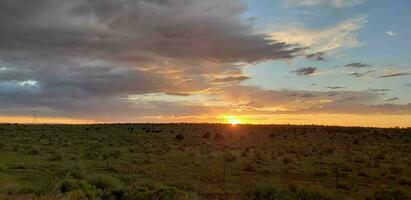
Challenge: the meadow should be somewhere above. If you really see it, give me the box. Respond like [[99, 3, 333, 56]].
[[0, 123, 410, 200]]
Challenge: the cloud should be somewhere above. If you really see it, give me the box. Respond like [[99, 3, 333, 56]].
[[291, 67, 317, 76], [406, 84, 411, 87], [385, 97, 399, 102], [378, 72, 410, 78], [268, 17, 366, 55], [348, 72, 363, 77], [212, 75, 250, 83], [218, 85, 411, 115], [305, 52, 326, 61], [0, 0, 305, 120], [386, 31, 397, 36], [326, 86, 345, 90], [0, 0, 409, 123], [345, 62, 370, 68], [284, 0, 366, 8], [370, 89, 390, 92]]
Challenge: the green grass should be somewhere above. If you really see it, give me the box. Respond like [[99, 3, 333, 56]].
[[0, 124, 410, 199]]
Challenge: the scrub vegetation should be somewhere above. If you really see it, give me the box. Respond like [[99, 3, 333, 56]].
[[0, 124, 410, 200]]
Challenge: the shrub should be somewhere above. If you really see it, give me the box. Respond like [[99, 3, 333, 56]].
[[358, 171, 369, 177], [214, 133, 224, 141], [244, 163, 256, 172], [249, 183, 337, 200], [399, 178, 411, 186], [59, 178, 79, 193], [294, 187, 336, 200], [202, 132, 211, 138], [175, 134, 184, 140], [250, 183, 291, 200], [58, 163, 87, 179], [0, 163, 7, 173], [89, 174, 124, 199], [130, 186, 198, 200], [314, 171, 328, 177], [282, 158, 293, 165], [49, 150, 64, 161], [58, 178, 101, 199], [27, 147, 40, 155], [366, 188, 411, 200]]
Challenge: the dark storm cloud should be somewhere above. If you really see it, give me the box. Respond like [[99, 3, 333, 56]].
[[291, 67, 316, 76], [0, 0, 301, 63], [305, 52, 325, 61], [345, 62, 370, 68], [213, 75, 250, 83], [0, 0, 303, 119], [406, 84, 411, 87], [378, 72, 410, 78]]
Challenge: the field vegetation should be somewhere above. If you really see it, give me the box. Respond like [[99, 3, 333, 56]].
[[0, 124, 410, 200]]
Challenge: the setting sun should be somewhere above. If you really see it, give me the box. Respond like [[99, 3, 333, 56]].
[[225, 116, 242, 125]]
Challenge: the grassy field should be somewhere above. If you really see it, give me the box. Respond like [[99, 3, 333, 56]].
[[0, 124, 410, 200]]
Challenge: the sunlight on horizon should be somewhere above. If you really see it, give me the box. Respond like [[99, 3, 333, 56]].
[[224, 116, 243, 125]]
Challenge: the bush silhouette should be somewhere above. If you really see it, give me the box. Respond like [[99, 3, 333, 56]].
[[175, 134, 184, 140]]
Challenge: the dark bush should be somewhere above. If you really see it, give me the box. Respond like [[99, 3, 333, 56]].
[[202, 132, 211, 138], [282, 158, 293, 165], [244, 163, 256, 172], [59, 178, 79, 193], [49, 150, 64, 161], [399, 178, 411, 186], [58, 178, 101, 199], [175, 134, 184, 140]]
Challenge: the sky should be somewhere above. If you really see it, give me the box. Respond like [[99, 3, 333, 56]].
[[0, 0, 410, 127]]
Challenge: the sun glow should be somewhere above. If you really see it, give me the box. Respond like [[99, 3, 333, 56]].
[[225, 116, 242, 125]]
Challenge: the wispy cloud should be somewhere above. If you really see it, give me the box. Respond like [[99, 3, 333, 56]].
[[386, 31, 397, 36], [370, 89, 391, 92], [212, 75, 250, 83], [385, 97, 399, 102], [284, 0, 367, 8], [378, 72, 410, 78], [291, 67, 317, 76], [268, 17, 366, 55], [305, 52, 326, 61], [326, 86, 345, 90], [348, 72, 364, 77], [345, 62, 370, 68]]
